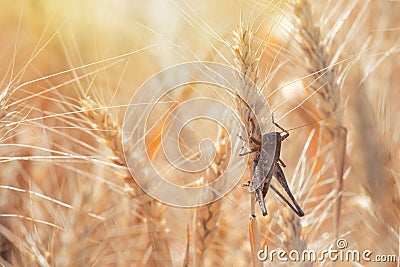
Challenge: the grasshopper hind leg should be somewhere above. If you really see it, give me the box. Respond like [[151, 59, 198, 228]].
[[273, 164, 305, 217]]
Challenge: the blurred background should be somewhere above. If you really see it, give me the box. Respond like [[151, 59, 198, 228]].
[[0, 0, 399, 266]]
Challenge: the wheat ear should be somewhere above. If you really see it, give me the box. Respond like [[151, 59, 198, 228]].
[[191, 126, 231, 266], [232, 23, 265, 265], [79, 96, 172, 266], [293, 0, 347, 237]]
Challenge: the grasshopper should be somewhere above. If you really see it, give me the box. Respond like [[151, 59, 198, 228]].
[[240, 116, 304, 217]]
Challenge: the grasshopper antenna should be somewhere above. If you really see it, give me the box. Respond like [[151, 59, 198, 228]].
[[283, 110, 344, 132]]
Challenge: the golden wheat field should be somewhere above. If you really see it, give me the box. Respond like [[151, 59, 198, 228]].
[[0, 0, 399, 266]]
